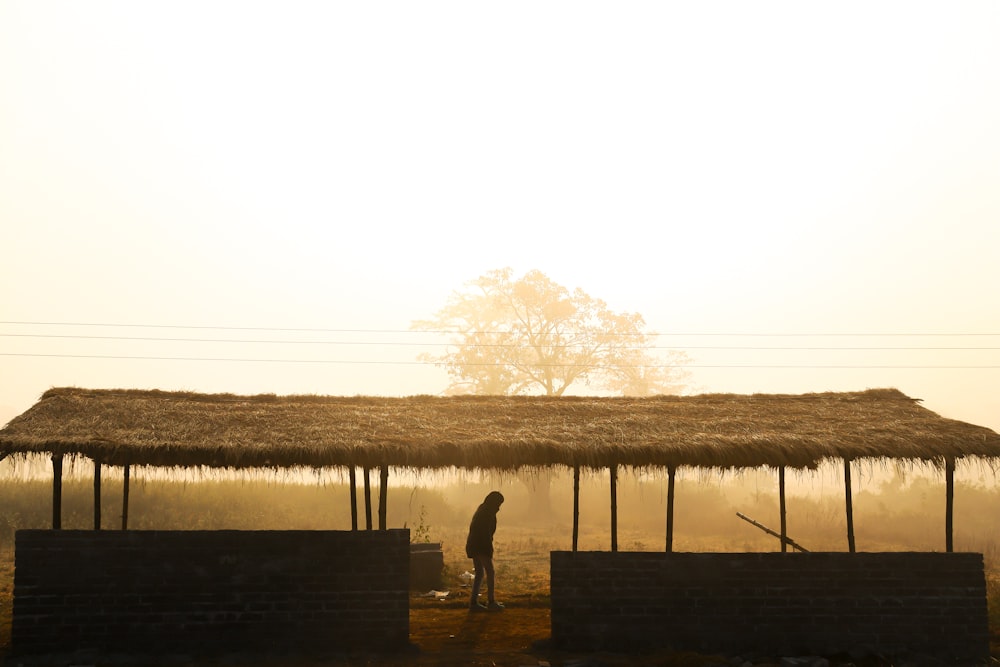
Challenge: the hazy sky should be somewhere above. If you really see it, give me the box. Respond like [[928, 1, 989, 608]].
[[2, 2, 998, 432]]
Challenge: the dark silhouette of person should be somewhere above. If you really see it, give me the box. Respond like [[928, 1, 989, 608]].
[[465, 490, 505, 612]]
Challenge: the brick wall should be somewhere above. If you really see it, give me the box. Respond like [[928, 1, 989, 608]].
[[13, 529, 410, 657], [551, 551, 988, 662]]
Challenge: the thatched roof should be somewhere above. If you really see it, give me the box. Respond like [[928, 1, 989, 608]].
[[1, 387, 999, 471]]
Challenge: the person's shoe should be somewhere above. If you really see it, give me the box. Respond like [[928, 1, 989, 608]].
[[469, 602, 488, 612], [487, 601, 505, 612]]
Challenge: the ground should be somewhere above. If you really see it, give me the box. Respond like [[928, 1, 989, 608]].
[[404, 595, 734, 667], [0, 587, 992, 666]]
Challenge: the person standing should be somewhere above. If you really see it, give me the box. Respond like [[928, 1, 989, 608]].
[[465, 490, 505, 612]]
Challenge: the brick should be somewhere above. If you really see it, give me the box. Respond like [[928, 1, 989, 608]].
[[12, 529, 410, 657], [550, 551, 988, 662]]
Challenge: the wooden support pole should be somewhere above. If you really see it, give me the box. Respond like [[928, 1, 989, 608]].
[[349, 467, 358, 531], [844, 458, 856, 553], [572, 465, 580, 552], [364, 467, 373, 530], [378, 464, 389, 531], [946, 456, 955, 553], [121, 464, 130, 531], [93, 460, 102, 531], [52, 453, 63, 530], [610, 463, 618, 552], [666, 466, 676, 553], [779, 466, 787, 553]]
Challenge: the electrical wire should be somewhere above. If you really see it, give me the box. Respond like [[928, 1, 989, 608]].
[[1, 353, 998, 370], [2, 321, 998, 368], [1, 334, 999, 351], [2, 321, 999, 337]]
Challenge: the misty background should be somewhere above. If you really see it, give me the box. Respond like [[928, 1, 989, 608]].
[[2, 3, 998, 433]]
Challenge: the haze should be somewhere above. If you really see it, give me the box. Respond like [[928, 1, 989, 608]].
[[1, 2, 998, 434]]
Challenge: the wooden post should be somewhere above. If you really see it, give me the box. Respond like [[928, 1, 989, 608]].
[[364, 467, 373, 530], [121, 463, 130, 531], [378, 465, 389, 531], [666, 466, 676, 553], [572, 465, 580, 552], [946, 456, 955, 553], [779, 466, 787, 553], [349, 467, 358, 531], [610, 463, 618, 552], [52, 453, 63, 530], [844, 458, 856, 553], [93, 460, 102, 530]]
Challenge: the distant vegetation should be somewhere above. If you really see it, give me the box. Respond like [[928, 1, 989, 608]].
[[412, 267, 690, 397]]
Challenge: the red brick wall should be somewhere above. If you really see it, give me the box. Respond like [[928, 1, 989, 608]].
[[551, 551, 988, 662], [13, 529, 410, 658]]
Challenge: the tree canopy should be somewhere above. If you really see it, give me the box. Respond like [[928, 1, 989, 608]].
[[412, 268, 690, 397]]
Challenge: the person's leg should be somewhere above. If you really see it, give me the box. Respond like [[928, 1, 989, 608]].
[[484, 556, 504, 610], [483, 556, 496, 603], [470, 555, 485, 608]]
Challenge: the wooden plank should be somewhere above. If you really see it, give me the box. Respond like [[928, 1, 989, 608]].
[[51, 453, 63, 530], [610, 463, 618, 552], [93, 460, 102, 530], [779, 466, 787, 553], [349, 467, 358, 531], [121, 463, 130, 531], [736, 511, 809, 552], [666, 466, 676, 553], [572, 465, 580, 552], [845, 458, 856, 552], [378, 465, 388, 530], [364, 467, 373, 530], [946, 456, 955, 552]]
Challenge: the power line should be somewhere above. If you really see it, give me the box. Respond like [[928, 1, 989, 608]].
[[2, 321, 999, 337], [3, 321, 997, 368], [2, 333, 999, 352], [0, 353, 424, 364], [1, 334, 449, 346], [1, 353, 998, 369], [0, 321, 421, 334]]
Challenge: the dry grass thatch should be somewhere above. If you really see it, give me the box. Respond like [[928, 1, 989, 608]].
[[1, 387, 999, 472]]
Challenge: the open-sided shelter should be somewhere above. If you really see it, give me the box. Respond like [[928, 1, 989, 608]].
[[4, 386, 1000, 661], [2, 385, 1000, 548]]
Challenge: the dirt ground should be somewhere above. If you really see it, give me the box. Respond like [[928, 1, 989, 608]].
[[0, 595, 723, 667], [404, 597, 727, 667], [0, 594, 988, 667], [407, 603, 551, 666]]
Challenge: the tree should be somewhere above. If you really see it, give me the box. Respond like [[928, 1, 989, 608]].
[[412, 268, 690, 398], [412, 268, 692, 519]]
